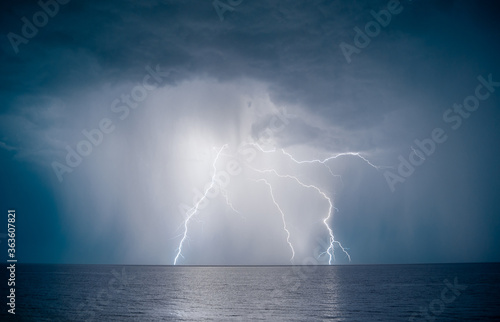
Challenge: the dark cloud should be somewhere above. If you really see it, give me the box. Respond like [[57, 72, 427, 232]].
[[0, 0, 499, 264]]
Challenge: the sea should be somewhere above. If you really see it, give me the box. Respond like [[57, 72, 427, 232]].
[[1, 263, 499, 321]]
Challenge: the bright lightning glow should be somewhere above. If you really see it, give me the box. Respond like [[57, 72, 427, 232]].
[[256, 178, 295, 263], [173, 144, 228, 265]]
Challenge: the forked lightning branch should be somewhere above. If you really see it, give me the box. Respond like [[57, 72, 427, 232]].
[[173, 110, 385, 265]]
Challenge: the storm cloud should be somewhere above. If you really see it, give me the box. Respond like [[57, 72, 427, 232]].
[[1, 0, 499, 264]]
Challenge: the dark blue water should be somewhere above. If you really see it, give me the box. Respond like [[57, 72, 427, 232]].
[[1, 263, 499, 321]]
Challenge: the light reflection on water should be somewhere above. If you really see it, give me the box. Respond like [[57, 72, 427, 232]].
[[7, 263, 500, 321]]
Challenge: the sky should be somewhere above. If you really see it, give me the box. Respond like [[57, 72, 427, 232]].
[[0, 0, 499, 265]]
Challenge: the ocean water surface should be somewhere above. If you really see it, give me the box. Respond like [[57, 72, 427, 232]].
[[2, 263, 499, 321]]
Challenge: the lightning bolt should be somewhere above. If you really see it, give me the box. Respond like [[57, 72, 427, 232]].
[[256, 178, 295, 263], [173, 144, 228, 265], [247, 142, 355, 263], [251, 142, 277, 153], [250, 166, 351, 264], [276, 148, 390, 263], [220, 188, 244, 219], [174, 141, 383, 264], [411, 146, 426, 161], [281, 149, 389, 175]]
